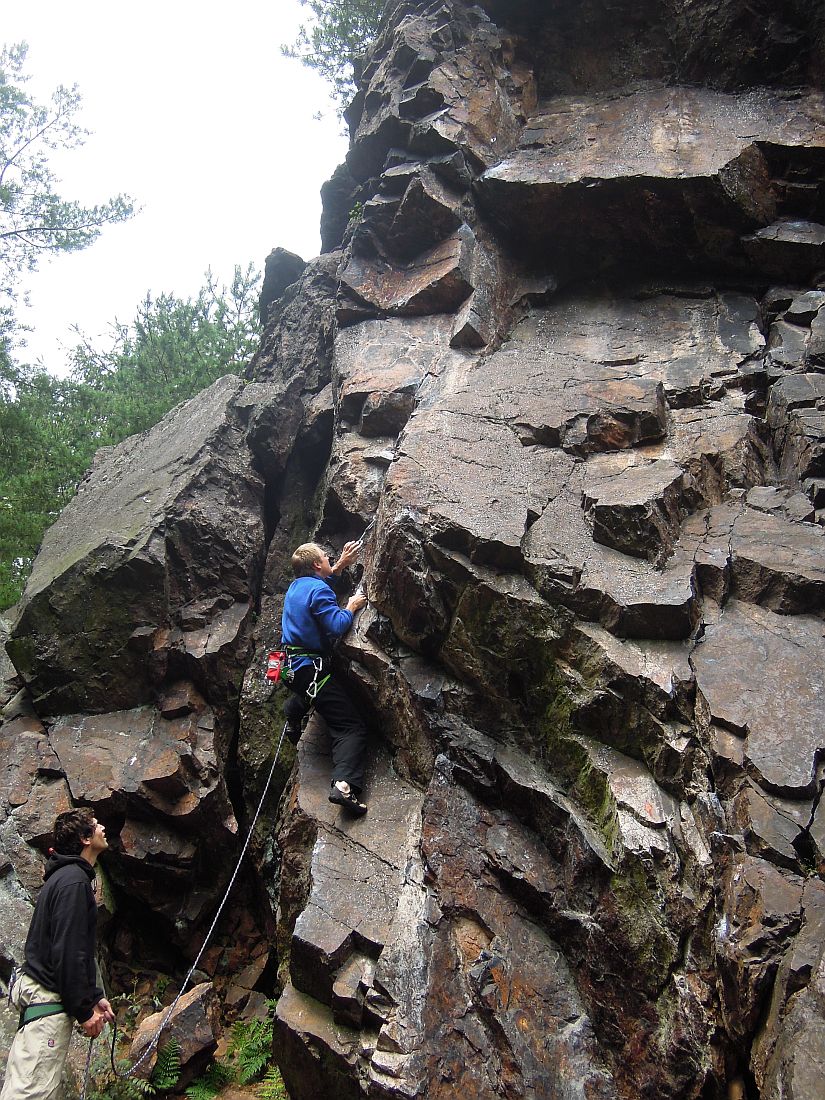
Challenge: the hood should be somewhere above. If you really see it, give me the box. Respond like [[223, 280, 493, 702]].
[[43, 852, 95, 882]]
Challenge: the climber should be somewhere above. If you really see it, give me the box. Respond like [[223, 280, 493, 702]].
[[281, 540, 369, 814], [2, 808, 115, 1100]]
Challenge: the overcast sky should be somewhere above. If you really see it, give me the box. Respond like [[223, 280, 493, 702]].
[[3, 1, 350, 374]]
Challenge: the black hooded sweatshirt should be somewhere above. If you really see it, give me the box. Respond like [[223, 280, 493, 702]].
[[23, 853, 104, 1023]]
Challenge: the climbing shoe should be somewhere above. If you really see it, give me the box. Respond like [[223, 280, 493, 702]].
[[328, 781, 367, 816]]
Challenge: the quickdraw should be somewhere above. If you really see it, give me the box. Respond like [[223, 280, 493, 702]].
[[277, 647, 330, 700], [306, 657, 330, 699]]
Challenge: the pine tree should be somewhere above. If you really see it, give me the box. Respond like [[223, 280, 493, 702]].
[[282, 0, 385, 109], [0, 43, 133, 338]]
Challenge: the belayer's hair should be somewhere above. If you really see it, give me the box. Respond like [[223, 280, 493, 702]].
[[53, 808, 96, 855], [292, 543, 326, 577]]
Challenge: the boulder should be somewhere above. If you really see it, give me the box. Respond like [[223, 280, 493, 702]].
[[767, 373, 825, 482], [6, 376, 265, 718], [339, 226, 475, 319], [130, 982, 220, 1086], [743, 220, 825, 281], [750, 879, 825, 1098], [582, 457, 695, 562]]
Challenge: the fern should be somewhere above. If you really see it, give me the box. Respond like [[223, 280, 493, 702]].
[[185, 1062, 234, 1100], [185, 1000, 283, 1099], [151, 1039, 181, 1092], [88, 1041, 180, 1100], [258, 1065, 289, 1100], [87, 1073, 155, 1100], [226, 1009, 275, 1085], [184, 1083, 218, 1100], [127, 1081, 156, 1098]]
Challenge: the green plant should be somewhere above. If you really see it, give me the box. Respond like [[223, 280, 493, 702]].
[[259, 1065, 289, 1100], [281, 0, 384, 109], [225, 1002, 277, 1084], [150, 1038, 181, 1092], [185, 1000, 284, 1099], [184, 1062, 234, 1100], [87, 1073, 154, 1100], [86, 1040, 181, 1100], [348, 200, 364, 221], [150, 976, 171, 1012]]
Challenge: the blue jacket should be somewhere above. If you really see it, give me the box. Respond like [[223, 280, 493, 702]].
[[281, 576, 353, 670]]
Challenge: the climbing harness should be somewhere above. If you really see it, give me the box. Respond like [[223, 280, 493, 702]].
[[6, 969, 67, 1031], [79, 721, 288, 1100], [281, 647, 330, 699], [265, 649, 328, 698], [18, 1001, 64, 1029]]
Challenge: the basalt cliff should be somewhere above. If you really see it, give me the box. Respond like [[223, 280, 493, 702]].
[[3, 1, 825, 1097]]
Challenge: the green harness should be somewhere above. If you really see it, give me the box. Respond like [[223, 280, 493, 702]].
[[18, 1001, 65, 1029], [284, 647, 331, 698]]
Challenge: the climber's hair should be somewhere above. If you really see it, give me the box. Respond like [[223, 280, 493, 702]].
[[292, 543, 326, 577], [53, 808, 96, 855]]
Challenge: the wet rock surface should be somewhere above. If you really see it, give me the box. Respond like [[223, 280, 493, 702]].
[[3, 1, 825, 1098]]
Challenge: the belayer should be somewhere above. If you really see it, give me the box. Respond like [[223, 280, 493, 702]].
[[2, 808, 115, 1100], [280, 541, 369, 814]]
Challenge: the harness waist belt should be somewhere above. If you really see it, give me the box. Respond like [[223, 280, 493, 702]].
[[18, 1001, 65, 1029]]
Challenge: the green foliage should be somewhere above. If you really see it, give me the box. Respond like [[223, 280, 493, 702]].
[[259, 1065, 289, 1100], [184, 1062, 234, 1100], [0, 38, 140, 608], [87, 1075, 155, 1100], [0, 358, 92, 607], [186, 1001, 285, 1098], [0, 265, 260, 609], [87, 1040, 180, 1100], [0, 42, 133, 323], [282, 0, 385, 108], [150, 1038, 181, 1092], [150, 976, 171, 1012], [225, 1002, 277, 1084], [68, 264, 260, 443]]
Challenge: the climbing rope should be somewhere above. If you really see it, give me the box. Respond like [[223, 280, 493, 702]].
[[81, 722, 288, 1099]]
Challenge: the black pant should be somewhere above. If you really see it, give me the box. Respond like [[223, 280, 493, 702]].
[[289, 665, 368, 792]]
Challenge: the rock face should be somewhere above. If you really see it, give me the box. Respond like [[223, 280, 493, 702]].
[[3, 1, 825, 1098], [0, 377, 265, 987]]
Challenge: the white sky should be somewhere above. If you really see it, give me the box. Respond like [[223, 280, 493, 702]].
[[3, 0, 350, 374]]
